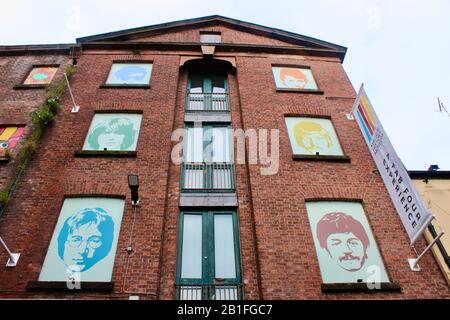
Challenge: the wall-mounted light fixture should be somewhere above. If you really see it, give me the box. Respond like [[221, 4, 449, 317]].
[[0, 236, 20, 267], [128, 175, 139, 206]]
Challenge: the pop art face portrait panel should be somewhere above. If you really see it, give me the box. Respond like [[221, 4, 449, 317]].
[[285, 117, 344, 156], [0, 126, 25, 151], [38, 197, 125, 282], [106, 63, 152, 85], [272, 67, 318, 90], [82, 113, 142, 152], [306, 201, 390, 283], [23, 66, 58, 85]]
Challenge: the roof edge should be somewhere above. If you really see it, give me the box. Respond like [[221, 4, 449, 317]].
[[0, 43, 75, 55], [75, 15, 346, 54], [408, 170, 450, 180]]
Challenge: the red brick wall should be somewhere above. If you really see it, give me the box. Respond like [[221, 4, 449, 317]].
[[234, 53, 450, 299], [0, 51, 180, 299], [0, 26, 448, 300], [130, 25, 297, 47], [0, 54, 70, 192]]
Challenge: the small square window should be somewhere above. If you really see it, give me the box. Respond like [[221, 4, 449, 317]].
[[272, 66, 318, 91], [82, 113, 143, 152], [23, 66, 58, 85], [200, 32, 221, 44], [285, 117, 343, 157], [105, 62, 152, 85]]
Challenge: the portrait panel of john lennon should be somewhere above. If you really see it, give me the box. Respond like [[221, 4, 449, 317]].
[[82, 113, 143, 152], [38, 197, 125, 282], [306, 201, 390, 284], [272, 66, 318, 90]]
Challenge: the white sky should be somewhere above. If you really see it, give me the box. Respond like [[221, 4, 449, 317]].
[[1, 0, 449, 170]]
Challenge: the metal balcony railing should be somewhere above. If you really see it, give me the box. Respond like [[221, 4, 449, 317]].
[[186, 92, 230, 111], [181, 162, 236, 192], [174, 284, 243, 300]]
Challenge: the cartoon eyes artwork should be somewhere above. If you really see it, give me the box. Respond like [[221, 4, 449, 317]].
[[272, 67, 318, 90], [83, 114, 143, 152], [284, 117, 343, 156], [23, 67, 58, 85], [0, 126, 25, 152], [106, 63, 153, 85], [306, 201, 390, 284]]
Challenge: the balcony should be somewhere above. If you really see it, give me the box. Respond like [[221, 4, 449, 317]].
[[186, 92, 230, 111], [181, 162, 236, 192], [174, 284, 243, 300]]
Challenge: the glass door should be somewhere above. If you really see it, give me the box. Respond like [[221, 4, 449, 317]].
[[176, 211, 242, 300]]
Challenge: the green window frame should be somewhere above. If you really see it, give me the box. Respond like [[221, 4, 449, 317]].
[[183, 123, 233, 163], [181, 124, 235, 192], [176, 210, 242, 286], [186, 72, 229, 111]]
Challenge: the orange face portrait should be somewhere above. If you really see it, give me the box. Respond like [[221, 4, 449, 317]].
[[279, 68, 308, 89]]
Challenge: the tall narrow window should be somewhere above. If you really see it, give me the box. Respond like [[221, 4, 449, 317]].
[[181, 214, 203, 279], [183, 125, 234, 191], [176, 211, 242, 300]]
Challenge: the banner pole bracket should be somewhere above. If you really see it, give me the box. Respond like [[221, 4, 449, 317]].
[[0, 236, 20, 267], [64, 72, 80, 113], [408, 230, 444, 271]]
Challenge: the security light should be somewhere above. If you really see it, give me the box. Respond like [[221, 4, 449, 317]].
[[128, 175, 139, 206]]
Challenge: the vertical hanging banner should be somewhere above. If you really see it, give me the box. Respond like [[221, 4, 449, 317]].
[[352, 84, 433, 244]]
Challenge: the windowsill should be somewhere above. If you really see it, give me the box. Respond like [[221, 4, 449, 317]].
[[292, 154, 351, 163], [181, 189, 236, 194], [13, 84, 48, 90], [27, 281, 114, 292], [99, 84, 150, 89], [74, 150, 137, 157], [321, 282, 401, 293], [276, 88, 324, 94]]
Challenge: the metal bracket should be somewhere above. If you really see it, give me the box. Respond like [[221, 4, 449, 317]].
[[408, 230, 444, 271], [346, 113, 354, 120], [0, 236, 20, 267], [64, 72, 80, 113], [6, 253, 20, 267], [408, 258, 421, 272]]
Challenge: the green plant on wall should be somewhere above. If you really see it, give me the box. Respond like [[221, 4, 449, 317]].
[[0, 65, 76, 208]]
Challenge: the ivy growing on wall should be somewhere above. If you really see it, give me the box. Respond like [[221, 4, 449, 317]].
[[0, 65, 76, 209]]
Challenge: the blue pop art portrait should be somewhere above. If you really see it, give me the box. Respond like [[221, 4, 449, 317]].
[[38, 197, 125, 282], [57, 207, 115, 272], [106, 63, 152, 85]]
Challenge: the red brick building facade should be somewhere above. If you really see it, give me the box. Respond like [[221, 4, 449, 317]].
[[0, 16, 448, 299]]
